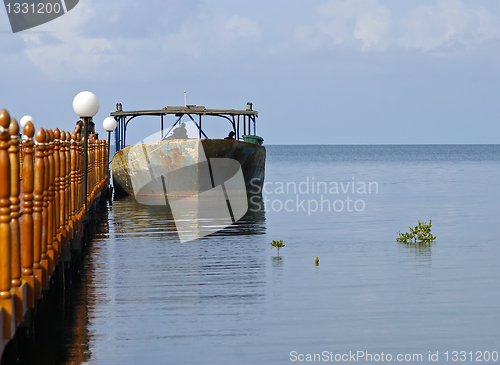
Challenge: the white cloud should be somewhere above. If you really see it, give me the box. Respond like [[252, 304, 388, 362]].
[[223, 15, 262, 42], [295, 0, 500, 54], [396, 0, 495, 51], [316, 0, 392, 50], [21, 0, 113, 76], [16, 0, 263, 80]]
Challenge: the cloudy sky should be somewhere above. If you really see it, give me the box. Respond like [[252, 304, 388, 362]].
[[1, 0, 500, 144]]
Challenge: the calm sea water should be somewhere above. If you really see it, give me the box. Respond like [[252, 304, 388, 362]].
[[72, 145, 500, 364]]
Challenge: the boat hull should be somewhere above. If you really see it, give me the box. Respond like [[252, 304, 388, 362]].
[[111, 139, 266, 199]]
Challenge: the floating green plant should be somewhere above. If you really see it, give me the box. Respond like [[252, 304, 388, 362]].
[[270, 239, 285, 257], [397, 220, 436, 244]]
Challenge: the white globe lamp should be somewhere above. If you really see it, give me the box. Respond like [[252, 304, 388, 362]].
[[20, 115, 34, 129], [103, 117, 117, 132], [72, 91, 100, 117]]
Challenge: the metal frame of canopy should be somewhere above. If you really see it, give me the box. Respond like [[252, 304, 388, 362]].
[[110, 103, 259, 152]]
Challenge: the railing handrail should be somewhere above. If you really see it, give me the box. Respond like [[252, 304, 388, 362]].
[[0, 109, 109, 351]]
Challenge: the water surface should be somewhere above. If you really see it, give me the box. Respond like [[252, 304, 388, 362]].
[[80, 145, 500, 364]]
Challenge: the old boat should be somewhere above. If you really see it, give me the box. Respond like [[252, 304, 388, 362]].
[[109, 103, 266, 201]]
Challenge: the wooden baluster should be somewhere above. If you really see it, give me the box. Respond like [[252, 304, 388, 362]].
[[99, 140, 104, 188], [93, 138, 97, 192], [40, 131, 49, 287], [92, 138, 96, 197], [19, 138, 24, 181], [59, 131, 66, 249], [33, 128, 45, 299], [98, 140, 101, 188], [0, 109, 14, 340], [104, 141, 107, 180], [105, 140, 109, 181], [100, 140, 104, 185], [65, 132, 71, 238], [53, 129, 61, 254], [91, 137, 95, 201], [46, 130, 56, 271], [70, 132, 77, 232], [20, 121, 35, 310], [96, 139, 99, 190], [97, 139, 101, 187], [87, 138, 92, 204], [104, 140, 108, 182], [78, 134, 83, 226], [8, 118, 23, 324], [74, 134, 80, 228], [74, 134, 81, 227], [93, 138, 97, 194]]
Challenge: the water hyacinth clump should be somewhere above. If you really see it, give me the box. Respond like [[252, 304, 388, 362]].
[[397, 220, 436, 244]]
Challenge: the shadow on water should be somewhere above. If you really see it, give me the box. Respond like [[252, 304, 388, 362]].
[[1, 203, 110, 365]]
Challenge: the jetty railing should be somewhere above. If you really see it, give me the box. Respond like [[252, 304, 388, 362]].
[[0, 109, 109, 354]]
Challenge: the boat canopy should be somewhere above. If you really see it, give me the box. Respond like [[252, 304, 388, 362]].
[[110, 103, 259, 152]]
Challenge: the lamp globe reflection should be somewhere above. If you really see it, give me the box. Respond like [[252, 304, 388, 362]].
[[72, 91, 99, 117], [103, 116, 117, 132]]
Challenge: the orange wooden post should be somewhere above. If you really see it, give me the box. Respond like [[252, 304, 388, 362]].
[[105, 140, 109, 182], [19, 139, 24, 181], [65, 131, 71, 238], [96, 139, 100, 190], [100, 141, 103, 184], [86, 138, 91, 205], [8, 117, 24, 324], [98, 140, 101, 187], [91, 138, 96, 195], [97, 140, 101, 186], [40, 131, 49, 287], [104, 140, 107, 182], [92, 138, 96, 196], [20, 121, 35, 309], [74, 134, 81, 227], [74, 134, 80, 228], [101, 140, 106, 184], [46, 130, 56, 272], [94, 138, 97, 194], [58, 131, 66, 248], [33, 128, 46, 299], [96, 139, 100, 189], [53, 129, 61, 250], [78, 134, 84, 226], [104, 140, 108, 182], [0, 109, 14, 340], [87, 139, 94, 206], [70, 132, 77, 231]]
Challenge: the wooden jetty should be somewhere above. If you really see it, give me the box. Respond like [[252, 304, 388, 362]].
[[0, 109, 110, 357]]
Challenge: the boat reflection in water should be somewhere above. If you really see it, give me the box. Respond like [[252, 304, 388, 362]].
[[76, 196, 268, 364], [111, 194, 266, 241]]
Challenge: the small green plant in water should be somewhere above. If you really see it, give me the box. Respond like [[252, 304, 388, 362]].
[[397, 220, 436, 244], [270, 240, 285, 257]]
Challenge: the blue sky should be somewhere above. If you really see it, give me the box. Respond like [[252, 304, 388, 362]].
[[1, 0, 500, 144]]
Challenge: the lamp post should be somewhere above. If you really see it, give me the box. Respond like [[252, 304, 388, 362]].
[[102, 116, 117, 176], [72, 91, 99, 215]]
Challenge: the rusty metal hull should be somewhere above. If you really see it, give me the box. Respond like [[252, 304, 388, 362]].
[[111, 139, 266, 199]]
